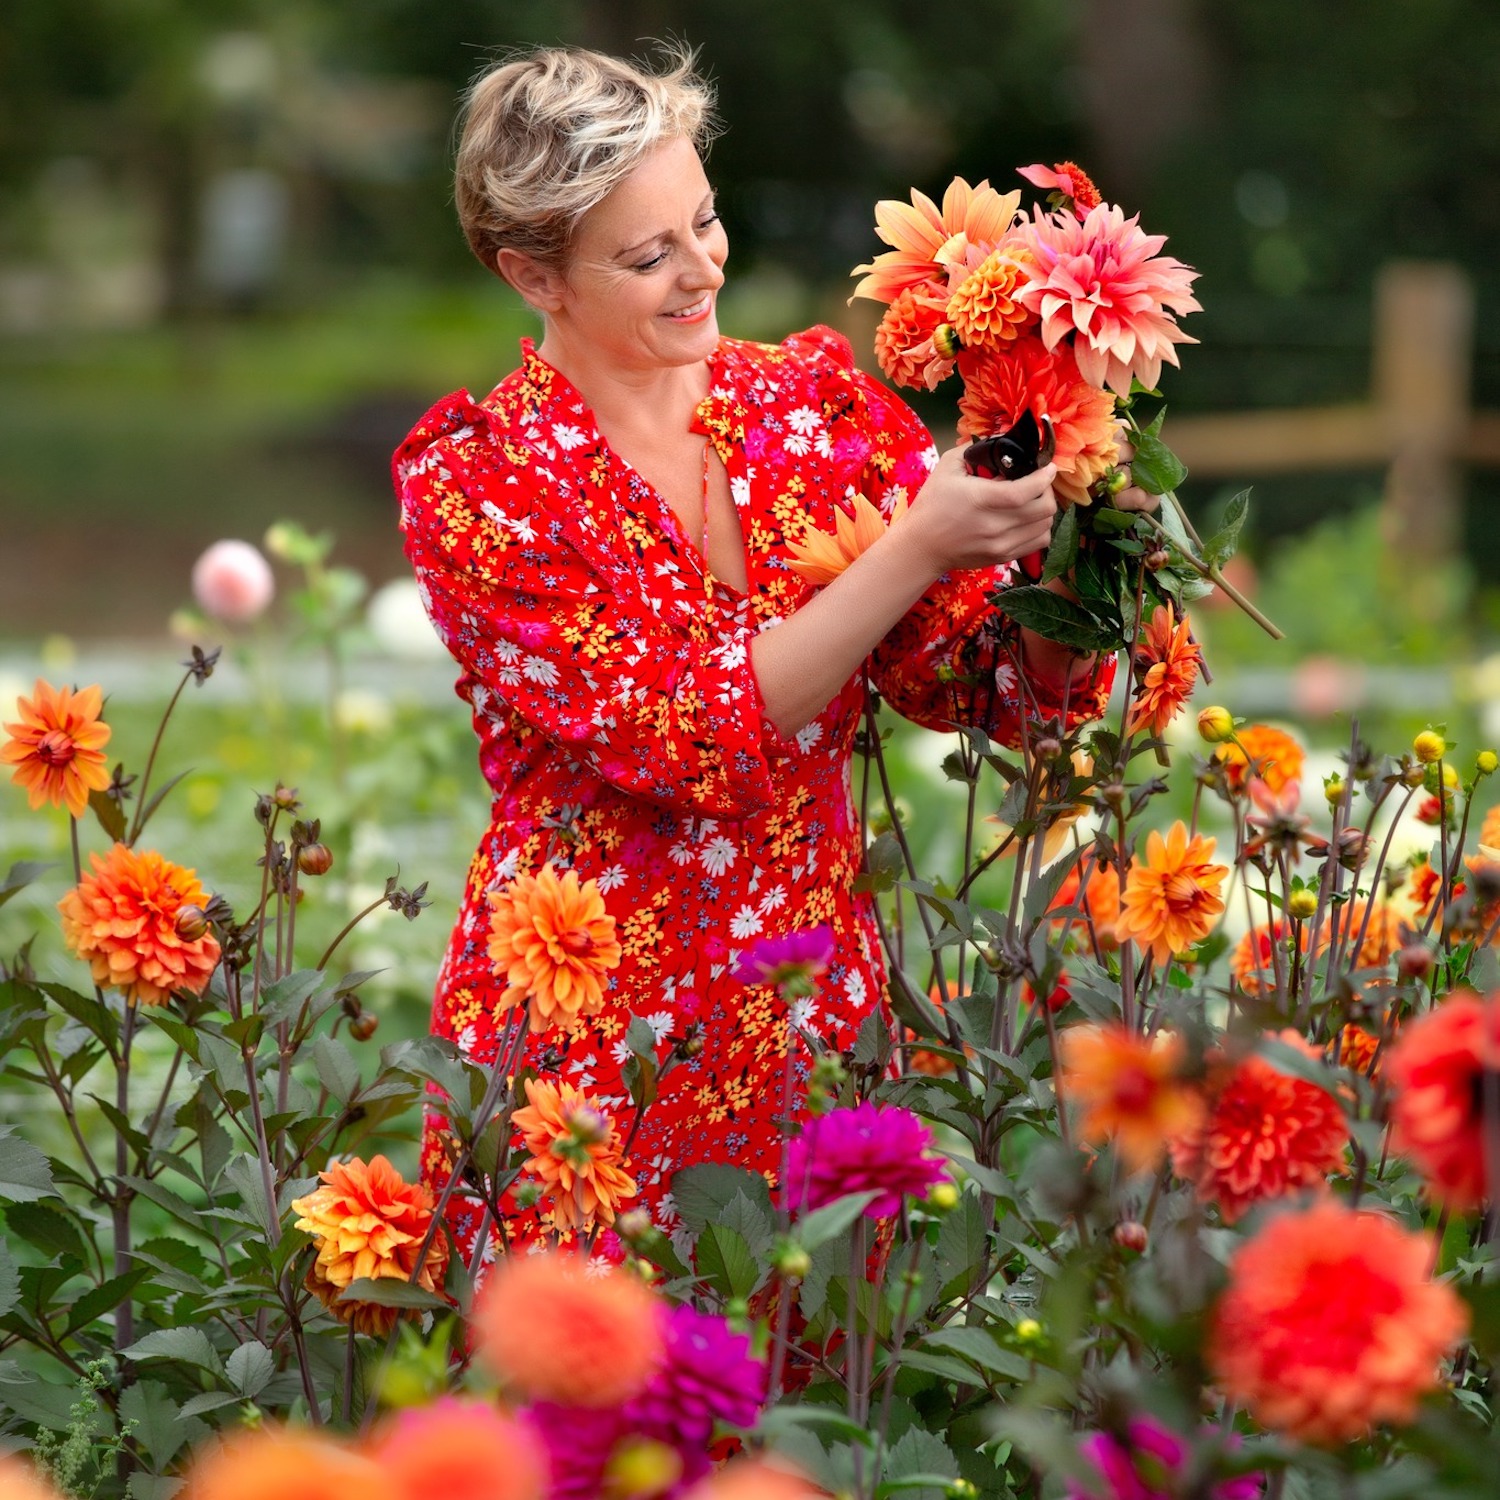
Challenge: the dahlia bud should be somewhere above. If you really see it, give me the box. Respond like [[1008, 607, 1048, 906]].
[[1323, 775, 1346, 808], [1012, 1318, 1045, 1348], [1113, 1220, 1149, 1253], [603, 1439, 682, 1500], [725, 1297, 750, 1326], [348, 1013, 379, 1042], [1104, 467, 1131, 497], [1096, 780, 1127, 811], [174, 905, 210, 941], [616, 1208, 653, 1243], [1397, 943, 1434, 980], [1478, 750, 1498, 776], [1287, 888, 1318, 921], [1034, 736, 1063, 762], [514, 1181, 543, 1211], [1144, 547, 1172, 571], [1331, 827, 1367, 871], [772, 1238, 812, 1283], [1400, 760, 1427, 788], [1196, 706, 1234, 744], [273, 784, 301, 811], [946, 1481, 979, 1500], [925, 1181, 960, 1213], [1413, 729, 1446, 764], [296, 842, 334, 877], [932, 323, 963, 360]]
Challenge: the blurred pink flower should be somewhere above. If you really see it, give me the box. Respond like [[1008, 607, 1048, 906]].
[[192, 539, 275, 623], [1017, 204, 1202, 396]]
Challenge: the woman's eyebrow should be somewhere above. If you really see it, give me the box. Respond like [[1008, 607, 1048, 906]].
[[614, 191, 717, 259]]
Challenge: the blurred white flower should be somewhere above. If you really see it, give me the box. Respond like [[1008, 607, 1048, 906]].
[[333, 687, 394, 738], [192, 539, 274, 624], [366, 578, 445, 661]]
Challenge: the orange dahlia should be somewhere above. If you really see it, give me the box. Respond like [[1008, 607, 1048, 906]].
[[1208, 1202, 1467, 1444], [945, 246, 1035, 352], [1049, 856, 1123, 951], [1339, 1022, 1389, 1077], [907, 985, 974, 1076], [1057, 1022, 1204, 1171], [367, 1398, 548, 1500], [487, 864, 622, 1033], [786, 493, 910, 588], [955, 335, 1120, 507], [0, 1456, 62, 1500], [1229, 919, 1306, 996], [873, 282, 953, 390], [1480, 803, 1500, 853], [472, 1252, 663, 1408], [1114, 822, 1228, 965], [1170, 1031, 1348, 1224], [290, 1154, 450, 1337], [183, 1427, 402, 1500], [683, 1460, 825, 1500], [851, 177, 1021, 306], [1125, 602, 1202, 738], [1019, 161, 1104, 213], [1385, 990, 1500, 1211], [2, 678, 112, 818], [512, 1076, 639, 1234], [1215, 724, 1304, 796], [1332, 895, 1404, 974], [57, 843, 221, 1006]]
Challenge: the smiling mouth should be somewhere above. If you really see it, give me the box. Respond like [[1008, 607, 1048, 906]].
[[665, 296, 712, 320]]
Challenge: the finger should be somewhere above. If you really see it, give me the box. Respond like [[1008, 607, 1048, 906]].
[[1111, 485, 1160, 513], [1116, 439, 1136, 462]]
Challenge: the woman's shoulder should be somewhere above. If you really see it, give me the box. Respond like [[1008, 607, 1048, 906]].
[[715, 323, 859, 382]]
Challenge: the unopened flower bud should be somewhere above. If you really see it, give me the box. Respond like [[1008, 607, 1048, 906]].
[[680, 1032, 704, 1058], [1013, 1317, 1044, 1347], [1413, 729, 1447, 765], [1323, 775, 1346, 808], [1034, 736, 1063, 762], [603, 1438, 682, 1500], [925, 1181, 960, 1213], [932, 323, 963, 360], [1397, 943, 1434, 980], [273, 784, 301, 811], [296, 842, 334, 877], [1113, 1220, 1149, 1253], [514, 1181, 543, 1211], [1196, 706, 1234, 744], [946, 1480, 979, 1500], [349, 1013, 379, 1042], [1400, 760, 1427, 788], [174, 904, 209, 941], [1287, 888, 1318, 921], [725, 1297, 750, 1326], [1478, 750, 1498, 776], [1096, 781, 1127, 811], [773, 1239, 812, 1283], [1105, 467, 1131, 497], [1144, 547, 1171, 571]]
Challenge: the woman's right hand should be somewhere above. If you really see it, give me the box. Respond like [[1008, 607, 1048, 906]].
[[895, 445, 1059, 579]]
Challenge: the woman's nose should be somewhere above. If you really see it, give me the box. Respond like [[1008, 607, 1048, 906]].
[[684, 235, 726, 290]]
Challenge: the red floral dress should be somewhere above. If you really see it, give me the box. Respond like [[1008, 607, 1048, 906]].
[[394, 325, 1113, 1259]]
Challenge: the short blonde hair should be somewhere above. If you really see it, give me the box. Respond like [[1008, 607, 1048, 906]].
[[455, 44, 718, 276]]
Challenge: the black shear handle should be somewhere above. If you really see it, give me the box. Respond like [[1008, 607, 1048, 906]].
[[961, 411, 1057, 581]]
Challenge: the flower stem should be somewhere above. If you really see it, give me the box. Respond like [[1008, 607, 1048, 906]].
[[127, 667, 194, 845]]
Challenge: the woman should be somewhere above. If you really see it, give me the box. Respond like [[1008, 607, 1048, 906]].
[[395, 45, 1137, 1259]]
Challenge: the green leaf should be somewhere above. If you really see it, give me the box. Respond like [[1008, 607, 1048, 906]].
[[337, 1277, 449, 1313], [64, 1270, 152, 1337], [1202, 487, 1251, 569], [132, 769, 194, 841], [696, 1222, 761, 1300], [223, 1153, 277, 1237], [38, 980, 119, 1049], [177, 1392, 243, 1420], [128, 1477, 188, 1500], [121, 1379, 204, 1470], [0, 1241, 17, 1320], [1039, 503, 1080, 584], [1087, 506, 1136, 536], [124, 1326, 225, 1376], [1020, 846, 1083, 928], [720, 1188, 775, 1258], [145, 1009, 201, 1060], [0, 860, 53, 910], [1129, 420, 1188, 495], [225, 1339, 275, 1398], [0, 1360, 96, 1430], [258, 969, 329, 1026], [625, 1015, 658, 1059], [796, 1191, 880, 1250], [671, 1163, 773, 1233], [313, 1034, 361, 1104], [887, 972, 947, 1040], [0, 1126, 56, 1202], [89, 785, 127, 842], [994, 587, 1121, 653], [897, 1349, 988, 1386], [923, 1325, 1033, 1381], [4, 1198, 88, 1262], [880, 1427, 959, 1499]]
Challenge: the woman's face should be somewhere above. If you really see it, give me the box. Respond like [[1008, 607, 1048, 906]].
[[548, 136, 728, 374]]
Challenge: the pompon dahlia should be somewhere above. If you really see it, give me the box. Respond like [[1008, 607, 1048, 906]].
[[1020, 161, 1105, 214], [1065, 1417, 1261, 1500], [2, 678, 111, 818], [512, 1076, 639, 1235], [850, 177, 1021, 306], [1049, 856, 1123, 951], [1385, 990, 1500, 1211], [1170, 1031, 1349, 1224], [945, 246, 1036, 352], [786, 1102, 949, 1218], [368, 1398, 548, 1500], [183, 1427, 401, 1500], [1114, 822, 1227, 965], [1214, 724, 1304, 796], [472, 1252, 663, 1408], [955, 335, 1120, 506], [1125, 602, 1202, 737], [873, 282, 953, 390], [1016, 201, 1202, 397], [487, 864, 622, 1033], [1058, 1023, 1203, 1172], [1208, 1203, 1468, 1444], [291, 1155, 449, 1337], [786, 493, 911, 588], [58, 843, 221, 1006]]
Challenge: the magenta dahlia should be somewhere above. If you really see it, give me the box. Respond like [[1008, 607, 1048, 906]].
[[733, 925, 835, 991], [1067, 1417, 1262, 1500], [786, 1101, 950, 1218]]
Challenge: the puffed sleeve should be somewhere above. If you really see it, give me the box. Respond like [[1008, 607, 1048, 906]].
[[819, 348, 1117, 748], [395, 394, 794, 819]]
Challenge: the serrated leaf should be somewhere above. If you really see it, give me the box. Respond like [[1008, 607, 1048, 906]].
[[177, 1392, 243, 1420], [994, 587, 1121, 652], [796, 1190, 880, 1250], [923, 1325, 1032, 1381], [1039, 503, 1080, 584], [313, 1034, 361, 1104], [258, 969, 328, 1027], [696, 1222, 760, 1300], [672, 1163, 773, 1233], [64, 1270, 151, 1337], [1020, 846, 1083, 927], [121, 1378, 203, 1469], [881, 1426, 958, 1499], [336, 1277, 449, 1313], [0, 1127, 55, 1202], [223, 1153, 276, 1237], [225, 1339, 275, 1397], [0, 1360, 96, 1429], [127, 1476, 186, 1500], [624, 1015, 658, 1059], [124, 1326, 225, 1376], [1202, 487, 1251, 569], [720, 1188, 775, 1258], [0, 1241, 17, 1320], [4, 1198, 87, 1262], [38, 980, 119, 1048]]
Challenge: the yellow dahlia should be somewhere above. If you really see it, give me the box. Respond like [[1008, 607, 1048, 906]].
[[291, 1155, 450, 1337], [945, 246, 1035, 351], [786, 493, 910, 587], [487, 864, 623, 1033], [2, 678, 112, 817], [512, 1076, 639, 1234], [58, 843, 221, 1006]]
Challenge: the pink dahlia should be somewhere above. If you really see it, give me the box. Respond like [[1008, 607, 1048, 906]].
[[1017, 204, 1202, 397], [1067, 1417, 1261, 1500], [733, 925, 835, 991], [787, 1102, 949, 1218]]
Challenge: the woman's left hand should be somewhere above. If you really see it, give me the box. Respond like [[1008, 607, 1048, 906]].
[[1106, 437, 1159, 516]]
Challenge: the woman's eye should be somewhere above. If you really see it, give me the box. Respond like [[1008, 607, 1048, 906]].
[[696, 213, 720, 231], [633, 250, 668, 272]]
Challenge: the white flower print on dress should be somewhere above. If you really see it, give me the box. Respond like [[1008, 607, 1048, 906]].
[[730, 905, 765, 940], [701, 836, 737, 875]]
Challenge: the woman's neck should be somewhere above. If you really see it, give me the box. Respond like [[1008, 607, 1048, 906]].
[[536, 326, 712, 436]]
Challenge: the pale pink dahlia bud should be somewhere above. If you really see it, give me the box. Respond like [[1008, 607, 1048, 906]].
[[192, 539, 275, 624]]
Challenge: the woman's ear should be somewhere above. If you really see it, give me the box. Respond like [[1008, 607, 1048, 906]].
[[495, 248, 566, 312]]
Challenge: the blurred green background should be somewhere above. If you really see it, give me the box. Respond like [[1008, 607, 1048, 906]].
[[4, 0, 1500, 1053]]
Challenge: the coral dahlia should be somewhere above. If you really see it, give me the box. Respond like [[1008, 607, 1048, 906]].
[[1170, 1031, 1349, 1223], [1114, 822, 1227, 965], [487, 864, 622, 1033], [1208, 1203, 1467, 1444], [1385, 990, 1500, 1211], [368, 1398, 547, 1500], [786, 1101, 949, 1218], [291, 1155, 449, 1337], [512, 1076, 638, 1235], [1125, 602, 1202, 738], [1020, 161, 1105, 214], [873, 282, 953, 390], [2, 678, 112, 818], [1058, 1023, 1203, 1172], [183, 1426, 401, 1500], [58, 842, 221, 1006]]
